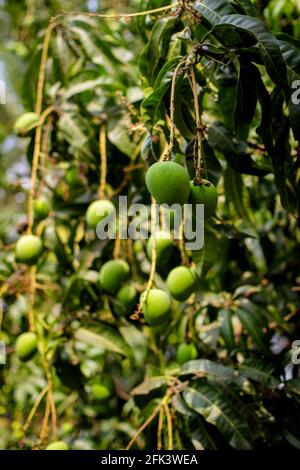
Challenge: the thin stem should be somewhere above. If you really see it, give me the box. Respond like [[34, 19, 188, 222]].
[[27, 105, 55, 234], [113, 231, 121, 259], [189, 66, 205, 183], [98, 123, 107, 199], [23, 385, 49, 432], [157, 405, 164, 450], [164, 59, 187, 160], [28, 266, 37, 332], [51, 3, 180, 24], [126, 401, 162, 450], [164, 399, 173, 450]]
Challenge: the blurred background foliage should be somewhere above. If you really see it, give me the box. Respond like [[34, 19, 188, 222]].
[[0, 0, 300, 450]]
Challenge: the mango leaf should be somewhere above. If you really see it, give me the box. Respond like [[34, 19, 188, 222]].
[[218, 308, 236, 351], [282, 428, 300, 450], [236, 304, 269, 354], [214, 15, 287, 85], [131, 376, 169, 395], [234, 61, 259, 136], [188, 416, 220, 450], [183, 381, 253, 449], [223, 166, 254, 226], [233, 0, 256, 16], [74, 324, 133, 358], [148, 16, 179, 85], [207, 122, 270, 176], [141, 59, 179, 126], [239, 358, 280, 388], [179, 359, 249, 390], [58, 113, 93, 160], [278, 37, 300, 141], [172, 394, 194, 417], [108, 118, 137, 157], [193, 0, 236, 26]]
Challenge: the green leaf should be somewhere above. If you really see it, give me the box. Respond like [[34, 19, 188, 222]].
[[193, 0, 236, 26], [218, 308, 236, 351], [131, 376, 169, 395], [240, 358, 280, 387], [183, 381, 252, 449], [207, 122, 270, 176], [179, 359, 249, 390], [214, 15, 287, 85], [236, 302, 269, 354], [234, 61, 259, 136], [148, 16, 179, 85], [108, 117, 137, 157], [74, 324, 133, 358], [188, 416, 219, 450], [141, 59, 178, 126], [277, 37, 300, 141], [223, 166, 254, 226]]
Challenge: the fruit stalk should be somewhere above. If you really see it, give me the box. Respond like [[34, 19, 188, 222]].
[[98, 123, 107, 199], [189, 66, 206, 183]]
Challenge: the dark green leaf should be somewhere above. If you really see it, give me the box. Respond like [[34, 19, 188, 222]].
[[183, 381, 252, 449]]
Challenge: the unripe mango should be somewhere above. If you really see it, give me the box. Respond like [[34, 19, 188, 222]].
[[91, 384, 111, 401], [189, 179, 218, 219], [115, 284, 138, 314], [145, 161, 190, 205], [86, 199, 115, 229], [176, 342, 198, 364], [33, 198, 50, 221], [99, 259, 130, 293], [46, 441, 69, 450], [141, 288, 171, 326], [15, 235, 43, 265], [15, 332, 37, 362], [167, 266, 198, 301]]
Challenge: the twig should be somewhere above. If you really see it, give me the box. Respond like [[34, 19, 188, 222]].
[[51, 3, 180, 24], [189, 66, 206, 183], [157, 405, 164, 450], [23, 385, 49, 432], [163, 399, 173, 450], [164, 59, 187, 160], [98, 123, 107, 199], [126, 401, 162, 450]]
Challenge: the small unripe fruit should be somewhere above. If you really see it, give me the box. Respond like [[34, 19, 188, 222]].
[[141, 289, 171, 326], [65, 167, 82, 188], [86, 199, 115, 229], [46, 441, 69, 450], [145, 161, 190, 205], [176, 343, 198, 365], [33, 198, 50, 221], [15, 235, 43, 265], [14, 112, 40, 136], [115, 284, 138, 314], [146, 230, 173, 265], [167, 266, 198, 301], [91, 384, 112, 401], [15, 332, 37, 362], [99, 259, 130, 293], [189, 179, 218, 218]]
